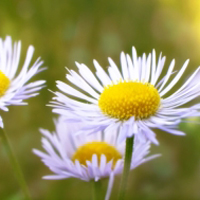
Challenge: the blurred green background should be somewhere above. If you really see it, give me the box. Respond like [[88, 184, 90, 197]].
[[1, 0, 200, 199]]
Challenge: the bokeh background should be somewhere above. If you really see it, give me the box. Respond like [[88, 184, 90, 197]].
[[1, 0, 200, 199]]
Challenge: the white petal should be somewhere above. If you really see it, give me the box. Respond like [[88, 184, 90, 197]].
[[160, 59, 189, 96], [121, 52, 129, 80]]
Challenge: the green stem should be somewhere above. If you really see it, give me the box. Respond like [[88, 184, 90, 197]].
[[92, 180, 102, 200], [0, 128, 32, 200], [118, 136, 134, 200]]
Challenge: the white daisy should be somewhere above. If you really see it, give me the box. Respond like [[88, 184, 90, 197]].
[[0, 36, 46, 127], [33, 117, 159, 200], [51, 47, 200, 144]]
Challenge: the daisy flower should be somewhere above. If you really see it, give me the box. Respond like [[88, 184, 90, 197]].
[[0, 36, 46, 127], [33, 117, 158, 199], [51, 47, 200, 145]]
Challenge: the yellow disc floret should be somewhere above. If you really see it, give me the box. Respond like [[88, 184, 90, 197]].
[[72, 141, 122, 167], [98, 81, 161, 120], [0, 70, 10, 96]]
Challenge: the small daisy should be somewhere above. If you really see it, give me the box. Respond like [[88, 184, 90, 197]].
[[33, 117, 159, 200], [0, 36, 46, 127], [51, 47, 200, 144]]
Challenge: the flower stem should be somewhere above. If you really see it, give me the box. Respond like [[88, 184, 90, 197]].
[[118, 136, 134, 200], [0, 128, 32, 200], [92, 180, 102, 200]]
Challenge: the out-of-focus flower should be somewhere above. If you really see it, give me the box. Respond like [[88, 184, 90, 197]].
[[0, 36, 46, 127], [33, 117, 158, 199]]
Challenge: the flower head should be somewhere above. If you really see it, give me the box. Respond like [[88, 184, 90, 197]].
[[51, 47, 200, 144], [0, 36, 46, 127], [33, 117, 158, 182]]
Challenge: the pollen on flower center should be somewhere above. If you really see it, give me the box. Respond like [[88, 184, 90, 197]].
[[0, 70, 10, 96], [72, 142, 122, 167], [98, 81, 161, 120]]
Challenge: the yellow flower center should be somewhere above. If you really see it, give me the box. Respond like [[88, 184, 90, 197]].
[[72, 142, 122, 167], [98, 81, 161, 120], [0, 70, 10, 96]]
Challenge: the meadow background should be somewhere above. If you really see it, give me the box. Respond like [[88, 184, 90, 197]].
[[1, 0, 200, 199]]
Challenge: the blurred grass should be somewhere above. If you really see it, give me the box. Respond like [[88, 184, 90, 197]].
[[1, 0, 200, 199]]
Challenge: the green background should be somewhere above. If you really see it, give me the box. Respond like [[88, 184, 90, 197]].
[[1, 0, 200, 199]]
